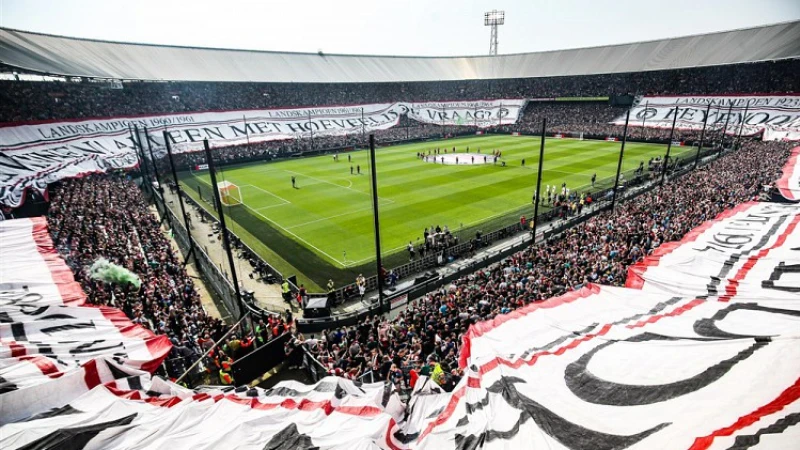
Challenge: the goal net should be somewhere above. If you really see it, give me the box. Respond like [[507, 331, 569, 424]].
[[553, 131, 584, 140], [218, 181, 243, 206]]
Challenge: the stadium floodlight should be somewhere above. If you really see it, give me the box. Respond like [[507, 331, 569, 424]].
[[484, 10, 505, 55]]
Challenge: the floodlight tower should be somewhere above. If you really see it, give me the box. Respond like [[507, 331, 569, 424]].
[[484, 10, 505, 55]]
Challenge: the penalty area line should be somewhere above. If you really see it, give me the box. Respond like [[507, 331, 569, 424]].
[[284, 169, 395, 205], [285, 205, 375, 230], [240, 184, 292, 206], [243, 204, 347, 267], [191, 173, 346, 267]]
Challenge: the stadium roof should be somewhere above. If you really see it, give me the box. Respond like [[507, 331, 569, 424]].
[[1, 21, 799, 83]]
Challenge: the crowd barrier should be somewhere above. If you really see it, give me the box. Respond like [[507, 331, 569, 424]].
[[300, 347, 329, 384], [157, 189, 244, 320], [231, 331, 292, 386]]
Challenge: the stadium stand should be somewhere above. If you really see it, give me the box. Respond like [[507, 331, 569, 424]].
[[1, 59, 799, 123], [2, 138, 797, 449], [45, 174, 294, 383]]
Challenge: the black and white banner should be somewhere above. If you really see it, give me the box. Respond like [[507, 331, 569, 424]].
[[434, 201, 800, 450], [612, 95, 800, 142], [2, 211, 800, 447], [626, 201, 800, 300], [0, 218, 171, 424], [441, 283, 800, 450], [0, 99, 526, 208], [0, 375, 404, 450]]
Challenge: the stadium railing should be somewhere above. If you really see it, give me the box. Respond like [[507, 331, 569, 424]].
[[301, 346, 330, 384], [159, 185, 288, 324], [177, 190, 285, 308], [231, 331, 293, 386], [157, 188, 244, 321]]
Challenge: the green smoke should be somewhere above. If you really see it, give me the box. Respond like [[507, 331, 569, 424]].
[[88, 258, 142, 289]]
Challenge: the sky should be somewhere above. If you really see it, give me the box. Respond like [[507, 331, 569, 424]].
[[1, 0, 799, 56]]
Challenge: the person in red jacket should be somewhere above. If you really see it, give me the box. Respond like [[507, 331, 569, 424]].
[[409, 365, 420, 389]]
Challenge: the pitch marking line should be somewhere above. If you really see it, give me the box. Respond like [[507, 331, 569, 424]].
[[283, 170, 396, 205], [255, 203, 291, 211], [285, 205, 375, 230], [239, 184, 292, 210], [243, 205, 347, 267], [190, 174, 346, 267]]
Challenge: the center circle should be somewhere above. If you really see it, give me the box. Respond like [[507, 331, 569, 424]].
[[422, 153, 497, 165]]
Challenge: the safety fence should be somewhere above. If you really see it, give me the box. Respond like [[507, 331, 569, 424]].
[[231, 331, 292, 386], [151, 133, 722, 331], [300, 347, 330, 384], [156, 188, 244, 321], [182, 190, 285, 285]]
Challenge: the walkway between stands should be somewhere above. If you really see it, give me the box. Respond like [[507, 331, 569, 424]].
[[149, 203, 222, 320], [161, 187, 286, 316]]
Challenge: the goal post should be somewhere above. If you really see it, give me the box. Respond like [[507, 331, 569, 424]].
[[217, 181, 243, 206], [553, 131, 584, 140]]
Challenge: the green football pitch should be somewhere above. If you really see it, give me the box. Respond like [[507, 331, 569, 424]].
[[179, 135, 688, 290]]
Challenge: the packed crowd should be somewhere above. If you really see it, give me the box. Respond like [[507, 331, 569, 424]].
[[8, 55, 796, 391], [512, 102, 723, 142], [151, 100, 712, 174], [1, 59, 796, 122], [300, 139, 790, 391], [155, 121, 448, 172], [45, 174, 286, 383]]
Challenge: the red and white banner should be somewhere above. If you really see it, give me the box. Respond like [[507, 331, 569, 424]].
[[613, 95, 800, 142], [605, 136, 618, 142], [0, 375, 403, 450], [439, 201, 800, 449], [554, 133, 564, 138], [777, 146, 800, 201], [0, 99, 526, 208], [4, 206, 800, 448], [626, 201, 800, 300], [448, 280, 800, 450], [0, 218, 171, 424]]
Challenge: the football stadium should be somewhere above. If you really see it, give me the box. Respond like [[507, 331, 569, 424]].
[[1, 2, 800, 448]]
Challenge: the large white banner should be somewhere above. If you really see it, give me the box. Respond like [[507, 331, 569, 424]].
[[626, 202, 800, 300], [0, 217, 172, 423], [2, 203, 800, 447], [0, 375, 403, 449], [612, 95, 800, 141], [443, 284, 800, 450], [0, 99, 526, 207]]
